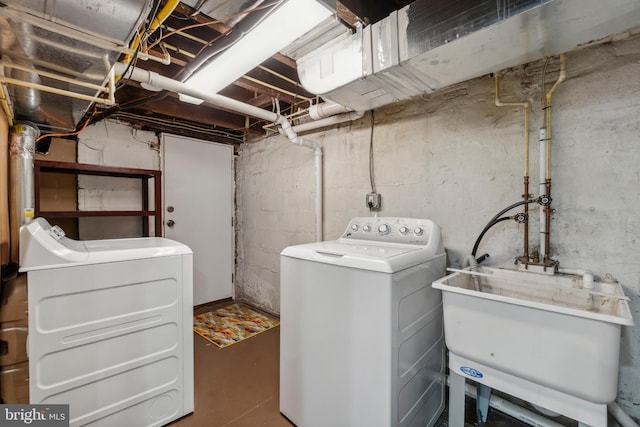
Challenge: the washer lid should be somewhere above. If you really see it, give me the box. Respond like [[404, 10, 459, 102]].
[[281, 240, 440, 273], [19, 218, 192, 271]]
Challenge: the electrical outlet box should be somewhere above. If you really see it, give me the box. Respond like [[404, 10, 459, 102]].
[[366, 193, 381, 209]]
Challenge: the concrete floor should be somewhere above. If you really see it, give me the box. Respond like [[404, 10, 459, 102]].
[[169, 301, 543, 427]]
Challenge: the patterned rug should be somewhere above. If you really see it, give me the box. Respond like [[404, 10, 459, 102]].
[[193, 303, 280, 349]]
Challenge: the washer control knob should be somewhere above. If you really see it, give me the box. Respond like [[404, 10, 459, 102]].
[[378, 224, 390, 235], [363, 225, 371, 232], [414, 227, 424, 236], [399, 226, 409, 235], [351, 224, 359, 232]]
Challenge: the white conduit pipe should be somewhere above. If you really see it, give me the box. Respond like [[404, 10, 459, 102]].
[[277, 117, 323, 241], [608, 401, 640, 427], [112, 62, 324, 242], [463, 382, 565, 427], [292, 111, 364, 134]]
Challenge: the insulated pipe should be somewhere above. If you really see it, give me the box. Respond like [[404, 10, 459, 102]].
[[292, 111, 365, 133], [543, 53, 566, 259], [9, 123, 39, 263], [495, 73, 530, 259], [308, 101, 353, 120]]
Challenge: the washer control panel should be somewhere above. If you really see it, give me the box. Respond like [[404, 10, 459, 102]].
[[340, 217, 433, 245]]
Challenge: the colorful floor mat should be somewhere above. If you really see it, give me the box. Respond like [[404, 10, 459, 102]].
[[194, 303, 280, 349]]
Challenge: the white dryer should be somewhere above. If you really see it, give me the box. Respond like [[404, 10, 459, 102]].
[[280, 217, 446, 427], [19, 218, 194, 426]]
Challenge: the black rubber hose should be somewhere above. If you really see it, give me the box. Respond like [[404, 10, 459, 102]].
[[472, 216, 512, 256], [471, 199, 537, 256]]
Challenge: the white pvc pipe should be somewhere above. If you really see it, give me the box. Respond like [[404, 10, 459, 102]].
[[114, 62, 325, 242], [293, 111, 364, 133], [113, 63, 279, 123], [308, 101, 352, 120], [539, 128, 547, 259], [464, 383, 565, 427], [277, 120, 323, 242], [608, 401, 640, 427], [557, 268, 594, 290]]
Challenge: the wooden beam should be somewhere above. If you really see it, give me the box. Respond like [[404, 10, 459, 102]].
[[336, 1, 365, 27], [173, 3, 232, 35], [246, 93, 274, 108], [233, 77, 302, 106], [272, 53, 297, 69], [116, 86, 253, 132]]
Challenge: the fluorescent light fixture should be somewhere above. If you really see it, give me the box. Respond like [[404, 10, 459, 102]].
[[179, 0, 333, 105]]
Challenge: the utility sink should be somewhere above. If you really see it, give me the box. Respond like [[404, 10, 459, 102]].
[[433, 266, 633, 405]]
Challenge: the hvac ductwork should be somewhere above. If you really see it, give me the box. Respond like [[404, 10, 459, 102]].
[[294, 0, 640, 110], [0, 0, 151, 131], [9, 122, 39, 262]]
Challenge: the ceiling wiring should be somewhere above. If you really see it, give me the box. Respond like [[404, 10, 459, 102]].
[[35, 107, 97, 142], [111, 111, 245, 143]]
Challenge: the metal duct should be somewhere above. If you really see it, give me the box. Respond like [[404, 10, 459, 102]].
[[0, 0, 151, 131], [9, 122, 39, 263], [296, 0, 640, 110]]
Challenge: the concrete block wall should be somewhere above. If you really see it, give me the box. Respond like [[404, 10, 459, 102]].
[[236, 36, 640, 417], [77, 120, 160, 239]]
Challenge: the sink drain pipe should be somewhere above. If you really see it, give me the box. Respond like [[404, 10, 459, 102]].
[[113, 62, 324, 242], [278, 117, 323, 241], [608, 401, 640, 427], [452, 377, 639, 427], [459, 381, 565, 427]]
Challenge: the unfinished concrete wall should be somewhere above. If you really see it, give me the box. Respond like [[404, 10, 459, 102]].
[[237, 36, 640, 418], [77, 120, 159, 239]]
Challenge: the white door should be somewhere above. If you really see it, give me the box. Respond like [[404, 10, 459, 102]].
[[162, 134, 233, 305]]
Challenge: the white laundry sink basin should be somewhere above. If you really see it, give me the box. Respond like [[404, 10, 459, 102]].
[[433, 266, 633, 404]]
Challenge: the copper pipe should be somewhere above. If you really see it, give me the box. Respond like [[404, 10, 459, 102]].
[[544, 179, 552, 260], [523, 176, 530, 259]]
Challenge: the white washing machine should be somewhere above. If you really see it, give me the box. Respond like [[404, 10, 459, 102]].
[[280, 217, 446, 427], [19, 218, 194, 426]]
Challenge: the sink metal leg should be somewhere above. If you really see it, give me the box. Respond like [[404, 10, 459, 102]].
[[449, 371, 466, 427], [476, 383, 492, 423]]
